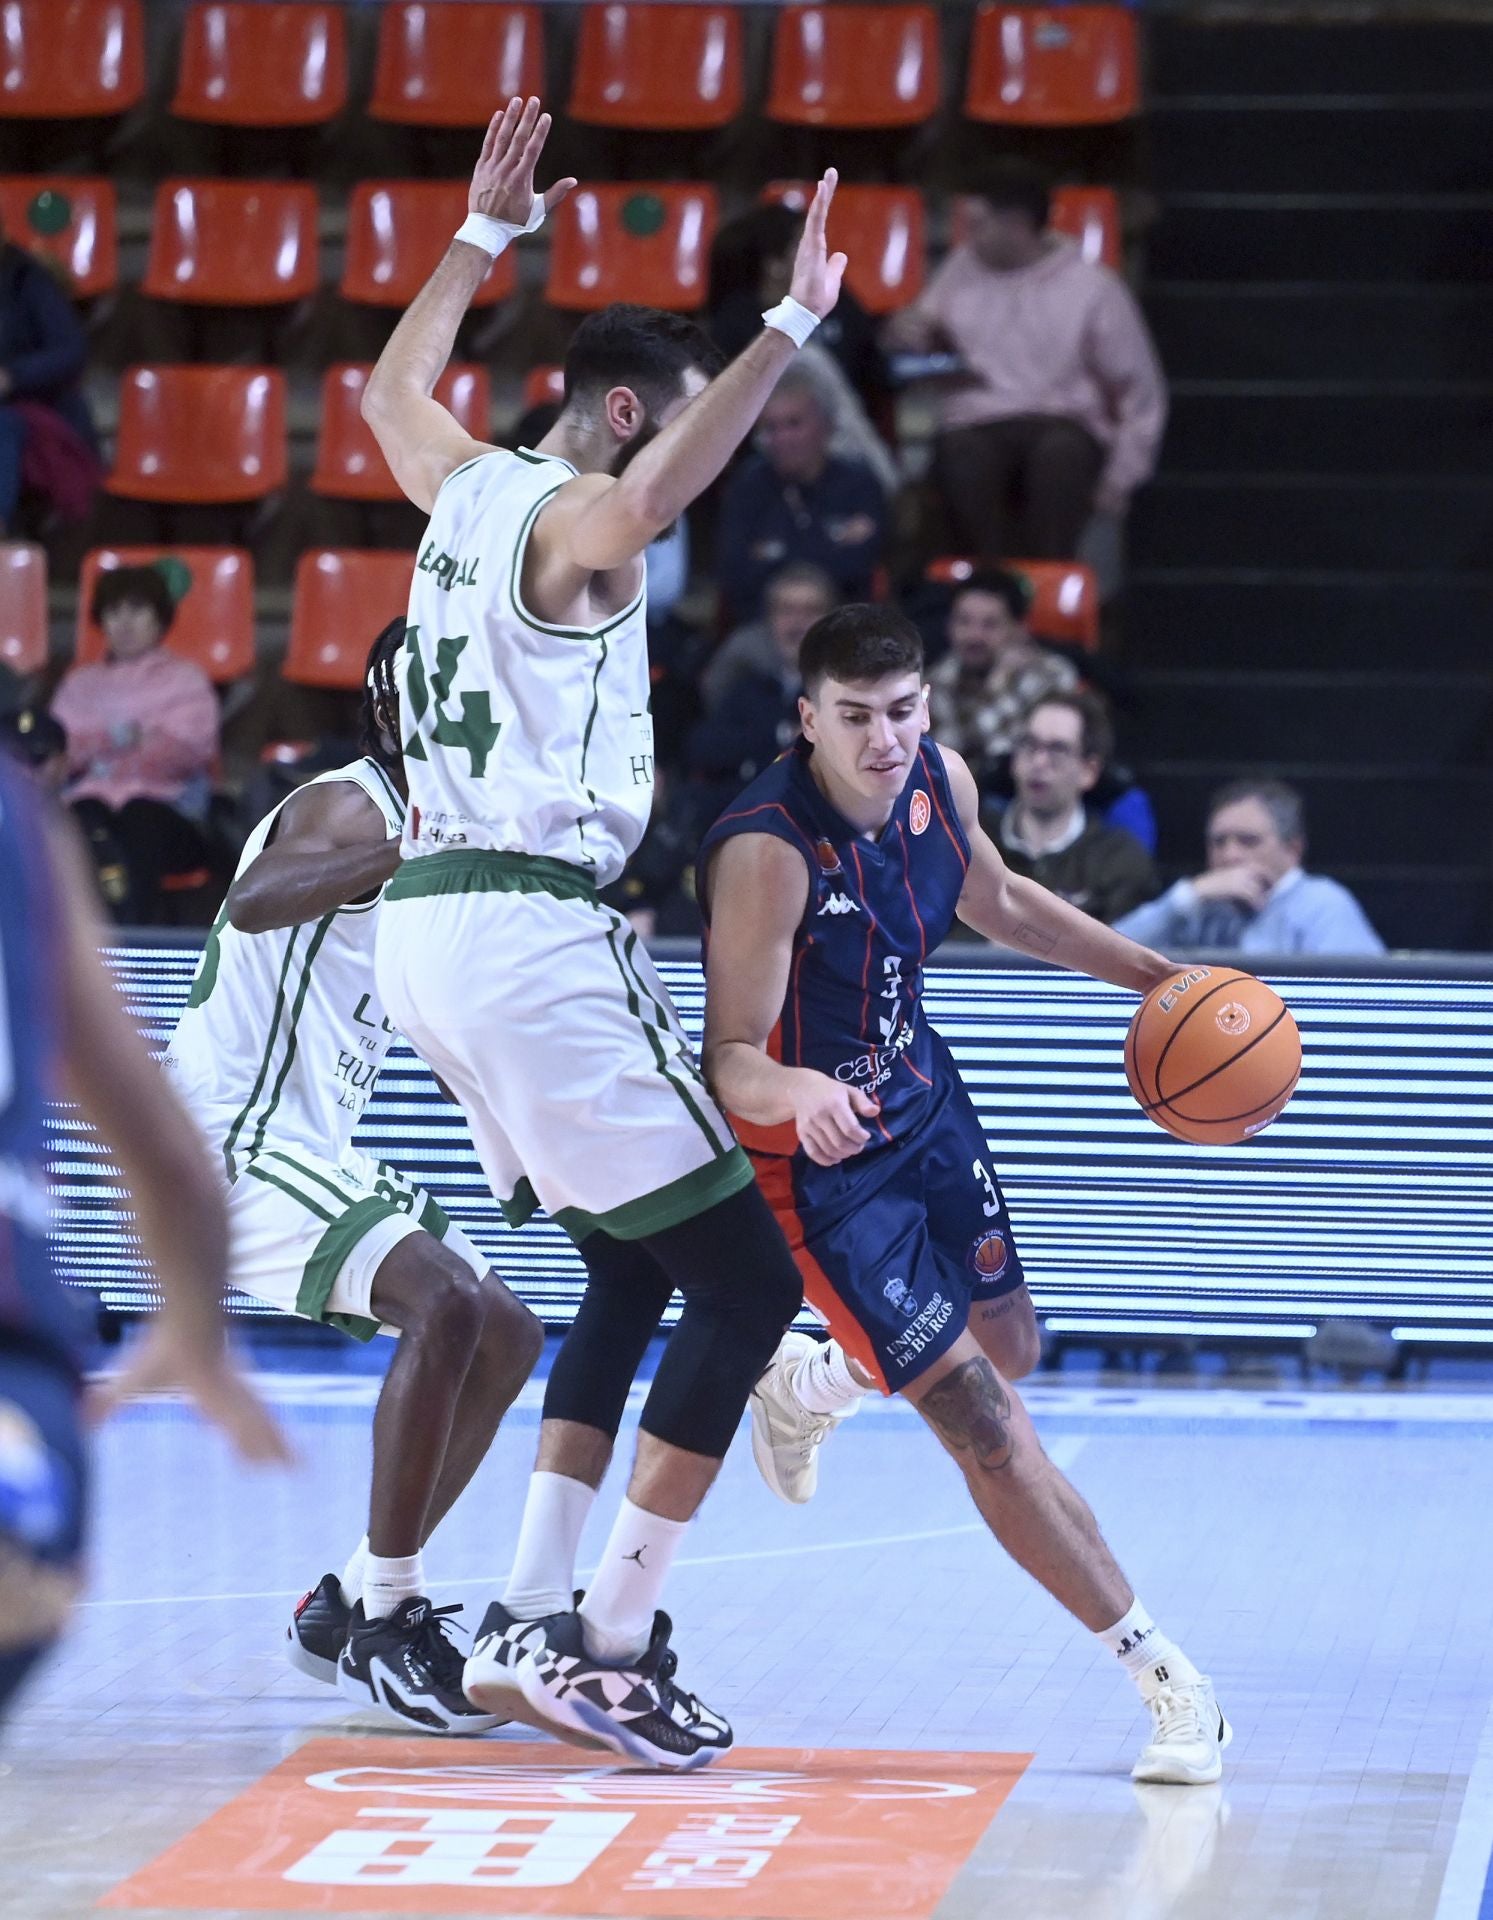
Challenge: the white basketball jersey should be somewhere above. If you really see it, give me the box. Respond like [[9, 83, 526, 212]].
[[164, 759, 407, 1171], [398, 448, 654, 890]]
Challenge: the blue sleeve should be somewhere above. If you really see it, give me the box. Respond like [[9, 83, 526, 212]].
[[4, 259, 86, 398], [1112, 881, 1201, 948], [1104, 786, 1158, 855], [1302, 881, 1386, 956]]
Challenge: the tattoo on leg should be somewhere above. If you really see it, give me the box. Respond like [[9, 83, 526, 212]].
[[920, 1357, 1016, 1472]]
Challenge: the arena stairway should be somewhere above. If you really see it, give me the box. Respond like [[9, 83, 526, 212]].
[[1127, 16, 1493, 951]]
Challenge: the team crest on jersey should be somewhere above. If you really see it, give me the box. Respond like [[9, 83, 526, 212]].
[[883, 1275, 918, 1317], [815, 838, 843, 875], [909, 790, 931, 836], [970, 1230, 1009, 1279]]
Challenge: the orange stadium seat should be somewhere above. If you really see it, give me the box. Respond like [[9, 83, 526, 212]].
[[76, 546, 255, 682], [764, 182, 925, 314], [0, 0, 145, 119], [370, 3, 544, 128], [342, 181, 516, 308], [0, 178, 116, 296], [928, 555, 1099, 650], [173, 2, 348, 127], [547, 184, 716, 311], [108, 367, 288, 504], [966, 5, 1139, 126], [952, 184, 1121, 270], [522, 364, 565, 413], [0, 541, 46, 675], [571, 4, 744, 131], [287, 550, 417, 689], [142, 180, 320, 306], [766, 4, 940, 128], [312, 362, 491, 502]]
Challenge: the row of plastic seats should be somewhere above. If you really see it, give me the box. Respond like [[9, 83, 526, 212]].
[[12, 3, 1138, 131], [10, 176, 1121, 315], [0, 541, 1097, 690]]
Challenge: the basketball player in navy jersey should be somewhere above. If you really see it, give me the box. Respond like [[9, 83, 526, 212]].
[[0, 759, 286, 1724], [699, 605, 1229, 1785]]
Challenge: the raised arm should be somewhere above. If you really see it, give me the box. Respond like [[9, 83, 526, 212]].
[[537, 172, 849, 577], [701, 833, 879, 1165], [938, 745, 1174, 995], [227, 779, 400, 936], [48, 818, 289, 1462], [362, 97, 576, 513]]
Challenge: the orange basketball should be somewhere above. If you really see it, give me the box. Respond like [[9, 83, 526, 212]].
[[1124, 966, 1301, 1145]]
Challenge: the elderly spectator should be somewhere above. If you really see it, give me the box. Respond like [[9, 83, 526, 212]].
[[992, 691, 1158, 925], [926, 568, 1077, 784], [1114, 778, 1384, 955], [709, 202, 889, 417], [51, 565, 219, 924], [716, 361, 889, 624], [0, 212, 101, 534], [701, 561, 836, 713], [889, 158, 1166, 564]]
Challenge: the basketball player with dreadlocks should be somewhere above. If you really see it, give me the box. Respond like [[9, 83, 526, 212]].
[[163, 620, 543, 1734]]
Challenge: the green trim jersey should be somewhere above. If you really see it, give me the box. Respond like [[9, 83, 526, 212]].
[[163, 759, 407, 1172], [398, 448, 654, 891]]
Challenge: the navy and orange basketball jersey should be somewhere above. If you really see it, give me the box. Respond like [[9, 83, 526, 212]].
[[699, 735, 971, 1155], [0, 761, 75, 1373]]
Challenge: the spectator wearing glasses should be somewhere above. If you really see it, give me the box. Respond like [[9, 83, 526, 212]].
[[1114, 778, 1385, 956], [926, 567, 1076, 786], [993, 691, 1158, 926]]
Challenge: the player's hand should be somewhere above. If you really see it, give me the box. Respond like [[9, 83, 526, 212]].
[[469, 96, 577, 227], [791, 1070, 879, 1166], [90, 1325, 295, 1466], [788, 170, 848, 321], [1192, 864, 1273, 912]]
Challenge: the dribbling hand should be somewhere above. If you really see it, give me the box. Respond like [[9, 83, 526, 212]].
[[791, 1068, 879, 1166], [789, 169, 849, 321], [469, 95, 577, 226]]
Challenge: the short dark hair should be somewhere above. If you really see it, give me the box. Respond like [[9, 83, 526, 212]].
[[970, 158, 1052, 232], [952, 566, 1032, 624], [1208, 777, 1305, 844], [799, 604, 924, 698], [362, 618, 405, 773], [89, 562, 177, 635], [1022, 688, 1114, 766], [562, 304, 724, 415]]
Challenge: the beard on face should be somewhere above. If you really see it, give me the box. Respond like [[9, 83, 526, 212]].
[[612, 411, 682, 541]]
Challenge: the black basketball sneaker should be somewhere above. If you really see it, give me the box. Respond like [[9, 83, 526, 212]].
[[517, 1609, 729, 1770], [464, 1595, 605, 1748], [337, 1596, 505, 1735], [285, 1572, 352, 1685]]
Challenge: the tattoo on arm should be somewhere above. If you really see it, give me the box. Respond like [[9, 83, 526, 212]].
[[1009, 918, 1058, 957], [978, 1295, 1017, 1323], [918, 1357, 1016, 1472]]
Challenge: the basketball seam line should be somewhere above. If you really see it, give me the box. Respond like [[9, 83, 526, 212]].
[[1146, 1004, 1291, 1112]]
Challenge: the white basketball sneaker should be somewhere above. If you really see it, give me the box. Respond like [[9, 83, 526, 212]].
[[1132, 1676, 1232, 1784], [749, 1331, 860, 1505]]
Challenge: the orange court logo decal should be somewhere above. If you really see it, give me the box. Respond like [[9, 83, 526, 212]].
[[103, 1738, 1029, 1918]]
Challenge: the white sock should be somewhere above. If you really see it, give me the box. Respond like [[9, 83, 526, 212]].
[[503, 1471, 597, 1619], [578, 1498, 689, 1664], [338, 1536, 369, 1610], [793, 1339, 867, 1416], [363, 1550, 425, 1622], [1097, 1597, 1201, 1698]]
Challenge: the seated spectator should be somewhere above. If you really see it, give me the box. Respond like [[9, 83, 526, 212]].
[[700, 562, 836, 713], [888, 158, 1166, 564], [926, 568, 1076, 785], [1114, 778, 1385, 955], [709, 202, 889, 418], [990, 691, 1158, 925], [0, 212, 101, 534], [716, 362, 889, 624], [51, 565, 219, 925]]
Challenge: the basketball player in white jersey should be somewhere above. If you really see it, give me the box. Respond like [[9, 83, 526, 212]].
[[164, 623, 542, 1734], [364, 98, 840, 1767]]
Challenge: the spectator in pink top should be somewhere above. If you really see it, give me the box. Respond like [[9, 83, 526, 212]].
[[890, 160, 1167, 565], [51, 565, 219, 923]]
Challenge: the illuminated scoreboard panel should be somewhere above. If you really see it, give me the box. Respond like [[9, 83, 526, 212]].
[[50, 948, 1493, 1346]]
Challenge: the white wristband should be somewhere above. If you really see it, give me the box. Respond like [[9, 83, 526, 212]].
[[454, 195, 547, 259], [762, 295, 820, 349]]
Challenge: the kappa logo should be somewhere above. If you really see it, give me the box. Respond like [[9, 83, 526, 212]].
[[819, 893, 861, 917], [909, 789, 931, 836], [1216, 1002, 1251, 1036]]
